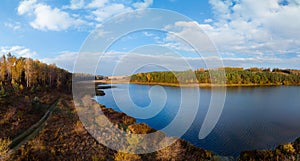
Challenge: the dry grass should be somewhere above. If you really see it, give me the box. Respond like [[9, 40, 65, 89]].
[[0, 108, 16, 125]]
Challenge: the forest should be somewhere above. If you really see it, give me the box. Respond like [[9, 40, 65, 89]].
[[130, 67, 300, 86], [0, 53, 72, 97]]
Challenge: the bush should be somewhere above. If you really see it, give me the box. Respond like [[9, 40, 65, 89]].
[[114, 152, 141, 161], [92, 155, 106, 161], [30, 86, 36, 93], [19, 84, 24, 91], [13, 82, 19, 92], [0, 87, 5, 97], [127, 123, 155, 134], [122, 116, 136, 125], [24, 95, 30, 101], [282, 143, 296, 154], [0, 138, 11, 156], [36, 85, 42, 91], [33, 96, 40, 102]]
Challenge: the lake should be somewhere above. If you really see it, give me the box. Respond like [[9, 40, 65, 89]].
[[96, 84, 300, 156]]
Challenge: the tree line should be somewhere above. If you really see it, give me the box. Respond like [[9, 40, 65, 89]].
[[0, 53, 71, 95], [130, 67, 300, 85]]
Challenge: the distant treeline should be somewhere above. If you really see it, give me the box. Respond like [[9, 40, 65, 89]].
[[130, 67, 300, 85], [73, 73, 108, 81], [0, 53, 72, 94]]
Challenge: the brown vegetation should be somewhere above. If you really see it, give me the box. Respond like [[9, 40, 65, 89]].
[[239, 138, 300, 161], [0, 92, 56, 140], [4, 92, 231, 161]]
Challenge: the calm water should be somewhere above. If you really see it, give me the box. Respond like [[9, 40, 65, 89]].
[[96, 84, 300, 156]]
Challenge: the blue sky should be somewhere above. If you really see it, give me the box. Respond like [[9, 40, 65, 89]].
[[0, 0, 300, 75]]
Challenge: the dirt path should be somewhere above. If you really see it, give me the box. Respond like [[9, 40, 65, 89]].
[[0, 98, 59, 160]]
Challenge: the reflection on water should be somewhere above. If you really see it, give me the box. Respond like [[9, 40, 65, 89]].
[[96, 84, 300, 156]]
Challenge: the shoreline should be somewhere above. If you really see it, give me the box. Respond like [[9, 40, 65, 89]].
[[94, 86, 227, 157], [94, 96, 233, 160], [94, 80, 299, 88], [96, 95, 300, 159], [96, 84, 300, 159]]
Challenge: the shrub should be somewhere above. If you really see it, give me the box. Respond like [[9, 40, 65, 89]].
[[36, 85, 42, 91], [19, 84, 24, 91], [156, 140, 185, 161], [127, 123, 155, 134], [114, 152, 141, 161], [33, 96, 40, 102], [24, 95, 30, 101], [13, 82, 19, 92], [122, 115, 136, 125], [0, 138, 11, 156], [30, 85, 35, 93], [282, 143, 296, 154], [0, 87, 5, 96], [92, 155, 106, 161]]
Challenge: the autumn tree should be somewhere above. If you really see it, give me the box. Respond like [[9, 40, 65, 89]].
[[24, 58, 33, 87], [12, 58, 24, 83], [6, 53, 16, 81], [0, 55, 7, 81], [0, 53, 72, 93]]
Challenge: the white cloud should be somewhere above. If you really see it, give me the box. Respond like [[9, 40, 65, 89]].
[[43, 51, 198, 74], [133, 0, 153, 9], [0, 46, 37, 58], [91, 3, 132, 22], [208, 0, 232, 21], [17, 0, 154, 31], [15, 0, 300, 71], [204, 19, 213, 23], [42, 49, 300, 74], [18, 0, 85, 31], [143, 31, 155, 37], [17, 0, 37, 15], [87, 0, 109, 8], [30, 4, 84, 31], [42, 51, 78, 71], [162, 0, 300, 61], [208, 0, 300, 39], [163, 21, 216, 52], [41, 51, 124, 74], [4, 21, 21, 31], [65, 0, 85, 10]]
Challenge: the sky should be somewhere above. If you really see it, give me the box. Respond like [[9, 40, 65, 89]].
[[0, 0, 300, 75]]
